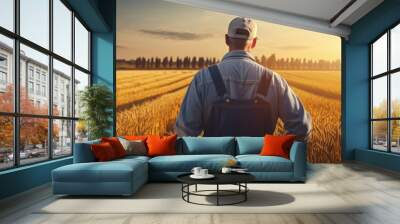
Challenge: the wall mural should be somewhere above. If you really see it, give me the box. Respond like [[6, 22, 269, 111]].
[[116, 0, 342, 163]]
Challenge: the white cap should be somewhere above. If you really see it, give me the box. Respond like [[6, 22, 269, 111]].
[[227, 17, 257, 40]]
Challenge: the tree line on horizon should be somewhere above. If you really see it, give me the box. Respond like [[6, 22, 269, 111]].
[[117, 54, 341, 70]]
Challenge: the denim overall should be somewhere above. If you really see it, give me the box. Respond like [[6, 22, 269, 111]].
[[203, 65, 274, 137]]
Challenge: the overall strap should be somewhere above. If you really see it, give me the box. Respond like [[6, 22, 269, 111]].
[[256, 70, 272, 96], [208, 65, 226, 97]]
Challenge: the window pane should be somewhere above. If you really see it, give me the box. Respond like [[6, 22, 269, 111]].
[[53, 0, 72, 60], [391, 72, 400, 118], [75, 120, 88, 143], [20, 117, 49, 165], [53, 119, 72, 157], [20, 0, 49, 49], [74, 69, 89, 118], [0, 35, 14, 112], [372, 33, 387, 76], [391, 120, 400, 153], [372, 76, 387, 118], [74, 18, 89, 70], [372, 121, 388, 151], [391, 24, 400, 70], [0, 116, 13, 170], [20, 44, 49, 115], [53, 59, 72, 117], [0, 0, 14, 31]]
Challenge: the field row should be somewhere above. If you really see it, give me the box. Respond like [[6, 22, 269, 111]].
[[117, 87, 187, 135], [117, 70, 195, 90]]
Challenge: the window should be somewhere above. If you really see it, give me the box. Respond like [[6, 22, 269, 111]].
[[53, 0, 72, 60], [53, 59, 72, 117], [75, 18, 90, 70], [28, 81, 34, 94], [35, 84, 40, 95], [0, 0, 14, 32], [53, 119, 72, 158], [28, 67, 34, 80], [0, 54, 7, 67], [0, 0, 91, 170], [20, 0, 49, 48], [0, 71, 7, 84], [370, 23, 400, 153], [42, 85, 46, 97], [0, 34, 14, 113]]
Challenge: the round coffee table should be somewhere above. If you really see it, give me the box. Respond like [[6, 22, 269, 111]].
[[177, 173, 255, 206]]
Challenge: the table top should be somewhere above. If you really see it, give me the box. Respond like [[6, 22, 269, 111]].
[[177, 172, 255, 185]]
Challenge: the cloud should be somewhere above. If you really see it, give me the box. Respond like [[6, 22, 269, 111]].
[[139, 29, 213, 41], [276, 45, 310, 50]]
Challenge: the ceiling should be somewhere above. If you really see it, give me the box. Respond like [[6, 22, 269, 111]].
[[164, 0, 384, 38]]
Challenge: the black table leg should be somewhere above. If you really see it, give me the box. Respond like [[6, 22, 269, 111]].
[[195, 184, 197, 192], [245, 183, 247, 201], [216, 184, 219, 206]]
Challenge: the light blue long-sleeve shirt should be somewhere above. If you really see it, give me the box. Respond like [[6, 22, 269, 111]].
[[175, 50, 312, 140]]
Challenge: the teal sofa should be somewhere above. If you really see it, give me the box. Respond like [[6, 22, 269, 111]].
[[52, 137, 306, 196]]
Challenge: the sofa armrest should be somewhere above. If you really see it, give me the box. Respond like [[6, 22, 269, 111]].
[[73, 140, 100, 163], [289, 141, 307, 182]]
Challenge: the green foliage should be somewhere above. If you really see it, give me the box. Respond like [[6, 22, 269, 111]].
[[79, 84, 113, 140]]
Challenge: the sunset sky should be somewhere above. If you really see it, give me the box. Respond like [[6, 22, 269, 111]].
[[117, 0, 341, 61]]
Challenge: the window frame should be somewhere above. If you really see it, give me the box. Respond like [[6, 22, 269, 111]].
[[0, 0, 92, 171], [370, 21, 400, 154]]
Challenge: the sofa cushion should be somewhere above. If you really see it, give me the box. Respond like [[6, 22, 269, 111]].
[[73, 140, 100, 163], [235, 137, 263, 155], [179, 137, 235, 155], [236, 155, 293, 172], [101, 137, 127, 158], [149, 154, 235, 172], [260, 135, 296, 159], [118, 137, 147, 156], [147, 135, 177, 157], [91, 142, 118, 161], [53, 158, 147, 183]]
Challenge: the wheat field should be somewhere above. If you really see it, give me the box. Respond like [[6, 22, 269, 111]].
[[116, 69, 341, 163]]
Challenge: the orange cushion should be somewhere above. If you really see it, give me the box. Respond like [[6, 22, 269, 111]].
[[91, 142, 117, 162], [101, 137, 127, 158], [260, 135, 296, 159], [146, 135, 177, 157]]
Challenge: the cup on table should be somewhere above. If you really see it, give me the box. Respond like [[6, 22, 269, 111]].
[[221, 167, 232, 174], [191, 167, 202, 176], [199, 169, 208, 176]]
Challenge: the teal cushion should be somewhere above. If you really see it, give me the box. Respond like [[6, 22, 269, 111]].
[[149, 154, 235, 172], [73, 139, 101, 163], [53, 159, 147, 183], [179, 137, 235, 155], [236, 155, 293, 172], [236, 137, 264, 155]]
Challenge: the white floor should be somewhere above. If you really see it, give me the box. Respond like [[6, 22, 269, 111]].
[[1, 163, 400, 224]]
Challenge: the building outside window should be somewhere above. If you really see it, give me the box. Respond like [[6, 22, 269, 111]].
[[28, 66, 34, 80], [0, 0, 91, 170], [28, 81, 34, 94], [0, 54, 7, 89], [371, 23, 400, 154]]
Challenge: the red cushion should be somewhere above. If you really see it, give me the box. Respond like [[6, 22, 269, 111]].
[[146, 135, 177, 157], [101, 137, 127, 158], [91, 142, 117, 162], [260, 135, 296, 159]]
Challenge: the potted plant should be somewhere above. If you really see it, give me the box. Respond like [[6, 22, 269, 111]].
[[79, 84, 113, 140]]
